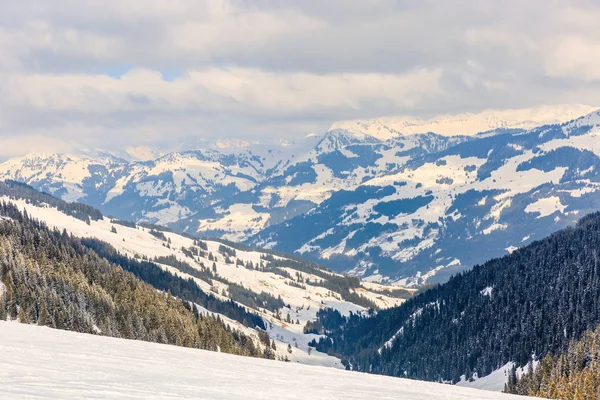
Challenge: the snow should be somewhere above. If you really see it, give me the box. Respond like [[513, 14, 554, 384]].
[[103, 175, 129, 203], [524, 196, 566, 218], [505, 246, 519, 254], [125, 145, 165, 161], [331, 104, 596, 138], [561, 183, 599, 198], [457, 360, 540, 393], [379, 301, 442, 351], [483, 223, 507, 235], [457, 362, 515, 392], [344, 144, 570, 269], [422, 260, 458, 282], [380, 326, 404, 353], [481, 286, 494, 297], [3, 106, 597, 285], [198, 203, 270, 241], [0, 153, 94, 202], [0, 322, 529, 400], [142, 203, 193, 225]]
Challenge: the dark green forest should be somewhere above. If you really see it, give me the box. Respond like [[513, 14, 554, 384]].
[[311, 212, 600, 386]]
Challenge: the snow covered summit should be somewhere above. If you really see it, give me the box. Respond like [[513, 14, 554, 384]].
[[331, 104, 597, 138]]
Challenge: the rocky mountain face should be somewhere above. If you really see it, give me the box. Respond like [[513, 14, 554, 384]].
[[2, 106, 599, 284]]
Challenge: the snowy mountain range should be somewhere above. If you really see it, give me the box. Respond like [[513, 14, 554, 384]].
[[2, 104, 599, 284], [331, 104, 596, 139]]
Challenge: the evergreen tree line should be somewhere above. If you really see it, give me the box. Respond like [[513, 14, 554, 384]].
[[304, 308, 347, 335], [506, 324, 600, 399], [226, 282, 285, 313], [82, 239, 266, 330], [311, 212, 600, 384], [151, 253, 285, 314], [260, 254, 377, 309], [110, 218, 137, 228], [0, 180, 102, 223], [0, 201, 269, 359]]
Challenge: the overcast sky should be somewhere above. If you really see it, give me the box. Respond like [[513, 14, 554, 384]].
[[1, 0, 600, 158]]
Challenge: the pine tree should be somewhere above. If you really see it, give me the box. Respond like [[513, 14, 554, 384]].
[[38, 300, 49, 326]]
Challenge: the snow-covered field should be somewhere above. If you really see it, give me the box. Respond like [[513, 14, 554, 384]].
[[331, 104, 596, 138], [0, 322, 530, 399]]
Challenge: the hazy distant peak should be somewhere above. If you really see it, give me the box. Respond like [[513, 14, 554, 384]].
[[331, 104, 598, 139]]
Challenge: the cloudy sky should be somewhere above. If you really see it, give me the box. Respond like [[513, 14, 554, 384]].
[[1, 0, 600, 158]]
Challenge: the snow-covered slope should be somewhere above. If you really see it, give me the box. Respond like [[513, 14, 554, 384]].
[[0, 145, 292, 226], [456, 362, 537, 393], [0, 321, 530, 400], [1, 194, 407, 367], [332, 104, 597, 138]]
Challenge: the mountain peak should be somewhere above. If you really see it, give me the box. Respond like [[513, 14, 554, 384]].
[[331, 104, 598, 138]]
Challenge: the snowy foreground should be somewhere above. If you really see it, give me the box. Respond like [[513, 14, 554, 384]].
[[0, 322, 530, 399]]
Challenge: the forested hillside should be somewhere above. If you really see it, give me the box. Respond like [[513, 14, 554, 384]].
[[310, 212, 600, 385], [0, 201, 266, 358], [506, 324, 600, 398], [0, 180, 103, 223]]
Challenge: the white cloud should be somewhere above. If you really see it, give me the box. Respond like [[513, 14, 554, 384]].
[[0, 135, 75, 159], [1, 67, 441, 113], [1, 0, 600, 156], [0, 67, 442, 158], [544, 36, 600, 80]]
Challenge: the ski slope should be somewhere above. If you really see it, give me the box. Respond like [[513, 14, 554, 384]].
[[0, 322, 531, 400]]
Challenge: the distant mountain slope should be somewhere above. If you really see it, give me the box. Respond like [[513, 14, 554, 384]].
[[0, 105, 598, 283], [331, 104, 597, 138], [0, 322, 529, 400], [251, 110, 600, 282], [309, 211, 600, 386]]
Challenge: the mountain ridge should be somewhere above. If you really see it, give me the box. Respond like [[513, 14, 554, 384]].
[[1, 105, 599, 283], [331, 104, 597, 139]]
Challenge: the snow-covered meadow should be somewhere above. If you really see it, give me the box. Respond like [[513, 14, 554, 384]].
[[0, 322, 531, 399]]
